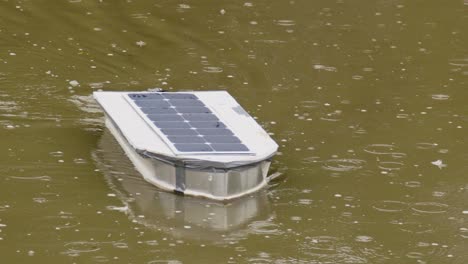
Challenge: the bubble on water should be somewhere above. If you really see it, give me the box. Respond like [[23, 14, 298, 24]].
[[145, 240, 159, 246], [411, 202, 448, 214], [431, 160, 447, 169], [313, 64, 337, 72], [203, 67, 223, 73], [405, 181, 421, 188], [106, 205, 129, 213], [460, 227, 468, 238], [178, 4, 190, 9], [69, 80, 79, 87], [148, 261, 182, 264], [432, 191, 446, 197], [49, 151, 63, 158], [406, 252, 425, 259], [298, 199, 313, 205], [72, 158, 86, 164], [275, 20, 295, 26], [322, 159, 366, 172], [431, 94, 450, 100], [89, 82, 104, 89], [355, 235, 373, 243], [92, 256, 109, 262], [300, 100, 321, 108], [113, 242, 128, 249], [135, 40, 146, 47], [416, 142, 438, 149], [396, 113, 409, 119], [33, 197, 47, 203]]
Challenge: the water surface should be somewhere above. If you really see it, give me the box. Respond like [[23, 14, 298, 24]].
[[0, 0, 467, 263]]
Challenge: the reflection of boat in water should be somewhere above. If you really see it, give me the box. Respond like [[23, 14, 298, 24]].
[[93, 129, 273, 242]]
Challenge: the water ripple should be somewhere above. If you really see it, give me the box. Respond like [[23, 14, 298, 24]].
[[364, 144, 397, 155], [248, 220, 283, 235], [372, 200, 408, 213], [411, 202, 449, 214], [8, 175, 51, 181], [322, 159, 366, 172], [399, 222, 434, 234], [306, 236, 338, 253], [203, 66, 223, 73], [62, 241, 101, 256], [378, 161, 405, 171]]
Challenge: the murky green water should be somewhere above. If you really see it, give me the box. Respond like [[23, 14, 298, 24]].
[[1, 0, 467, 263]]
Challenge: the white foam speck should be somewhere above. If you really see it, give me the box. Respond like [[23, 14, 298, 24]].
[[431, 160, 447, 169], [136, 40, 146, 47], [69, 80, 79, 87]]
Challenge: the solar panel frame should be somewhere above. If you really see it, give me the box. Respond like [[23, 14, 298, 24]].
[[123, 92, 253, 155]]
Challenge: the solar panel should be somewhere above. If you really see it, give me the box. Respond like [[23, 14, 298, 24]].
[[124, 92, 252, 155]]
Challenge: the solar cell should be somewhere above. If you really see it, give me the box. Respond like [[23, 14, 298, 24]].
[[153, 122, 191, 129], [197, 128, 233, 136], [211, 144, 249, 151], [203, 136, 241, 143], [174, 144, 213, 152], [134, 100, 169, 108], [129, 93, 163, 100], [126, 92, 251, 154], [162, 94, 198, 100], [161, 128, 198, 136], [143, 108, 177, 114], [147, 114, 184, 122], [189, 121, 226, 128], [168, 136, 206, 143], [169, 100, 204, 107], [182, 113, 218, 121]]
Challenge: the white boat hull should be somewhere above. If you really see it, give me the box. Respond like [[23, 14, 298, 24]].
[[105, 116, 271, 201]]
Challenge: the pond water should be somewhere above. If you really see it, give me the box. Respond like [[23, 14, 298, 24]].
[[0, 0, 467, 263]]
